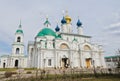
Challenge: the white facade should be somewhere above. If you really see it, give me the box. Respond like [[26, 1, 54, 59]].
[[105, 55, 120, 68], [0, 13, 106, 69], [0, 24, 27, 68], [28, 14, 106, 69]]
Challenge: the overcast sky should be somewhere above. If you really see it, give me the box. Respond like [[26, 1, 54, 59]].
[[0, 0, 120, 56]]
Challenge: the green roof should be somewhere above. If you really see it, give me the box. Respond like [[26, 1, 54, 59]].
[[105, 55, 120, 58], [44, 20, 51, 25], [16, 29, 23, 33], [56, 34, 62, 38], [37, 28, 61, 38]]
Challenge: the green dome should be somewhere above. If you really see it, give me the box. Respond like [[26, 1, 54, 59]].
[[16, 29, 23, 33], [37, 28, 62, 39], [37, 28, 57, 37]]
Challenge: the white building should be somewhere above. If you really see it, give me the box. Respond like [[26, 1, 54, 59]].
[[28, 13, 106, 69], [105, 55, 120, 68], [0, 13, 106, 69], [0, 23, 27, 68]]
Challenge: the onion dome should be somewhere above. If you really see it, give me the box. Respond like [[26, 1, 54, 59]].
[[77, 19, 82, 27], [61, 17, 66, 24], [65, 15, 71, 24], [44, 18, 51, 27], [16, 21, 23, 34], [55, 25, 60, 32]]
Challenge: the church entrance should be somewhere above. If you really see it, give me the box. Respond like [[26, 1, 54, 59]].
[[86, 58, 91, 68], [61, 58, 69, 68], [15, 60, 19, 68], [3, 63, 6, 68]]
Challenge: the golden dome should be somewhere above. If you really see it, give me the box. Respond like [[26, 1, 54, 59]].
[[65, 15, 72, 24]]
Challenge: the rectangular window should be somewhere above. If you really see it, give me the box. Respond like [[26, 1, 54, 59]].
[[48, 59, 51, 66], [119, 57, 120, 61], [106, 58, 111, 62], [112, 57, 117, 62]]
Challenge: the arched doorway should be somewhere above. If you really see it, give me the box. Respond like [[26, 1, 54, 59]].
[[15, 60, 19, 68], [86, 58, 92, 68], [84, 45, 92, 68], [61, 55, 70, 68], [60, 43, 70, 68], [61, 58, 69, 68], [3, 63, 6, 68]]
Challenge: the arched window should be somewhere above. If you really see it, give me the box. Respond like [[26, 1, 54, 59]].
[[15, 60, 19, 67], [17, 37, 21, 42], [31, 48, 33, 54], [84, 45, 91, 51], [3, 63, 6, 68], [16, 48, 20, 54], [60, 43, 69, 49]]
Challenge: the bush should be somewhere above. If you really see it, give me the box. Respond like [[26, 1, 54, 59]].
[[24, 68, 37, 70], [4, 71, 13, 78], [12, 71, 17, 74], [26, 71, 32, 74], [0, 68, 17, 71]]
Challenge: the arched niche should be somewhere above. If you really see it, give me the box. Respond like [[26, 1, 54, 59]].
[[16, 48, 20, 54], [84, 45, 91, 51], [17, 37, 21, 42], [60, 43, 69, 49]]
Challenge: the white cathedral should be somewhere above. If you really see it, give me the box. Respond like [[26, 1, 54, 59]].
[[0, 13, 106, 69]]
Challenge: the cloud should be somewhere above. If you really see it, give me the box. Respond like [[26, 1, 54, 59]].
[[105, 22, 120, 31], [104, 22, 120, 36], [109, 22, 120, 28], [111, 30, 120, 36]]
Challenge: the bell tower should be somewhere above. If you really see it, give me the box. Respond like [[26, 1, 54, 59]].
[[12, 21, 24, 56], [61, 11, 72, 33]]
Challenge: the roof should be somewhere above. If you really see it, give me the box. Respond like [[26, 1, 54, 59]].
[[0, 55, 9, 58], [105, 55, 120, 58], [16, 29, 23, 34], [60, 33, 91, 38]]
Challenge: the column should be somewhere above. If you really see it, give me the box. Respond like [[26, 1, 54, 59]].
[[101, 53, 106, 68], [37, 50, 40, 69], [40, 51, 42, 68], [68, 49, 71, 68], [54, 49, 56, 68], [55, 52, 58, 68], [91, 51, 94, 68], [79, 49, 82, 68], [70, 50, 73, 68]]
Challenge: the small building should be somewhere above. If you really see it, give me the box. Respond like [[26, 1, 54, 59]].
[[105, 55, 120, 68]]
